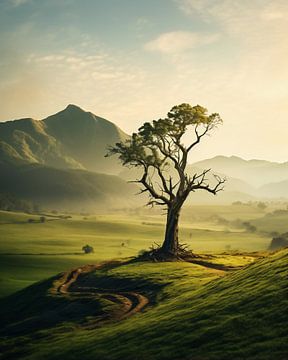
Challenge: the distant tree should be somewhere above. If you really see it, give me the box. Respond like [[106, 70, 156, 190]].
[[257, 202, 267, 210], [232, 201, 243, 206], [39, 216, 46, 223], [242, 221, 257, 233], [82, 244, 94, 254], [107, 103, 225, 258], [269, 233, 288, 251]]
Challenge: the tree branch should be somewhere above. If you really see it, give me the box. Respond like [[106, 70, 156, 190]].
[[190, 173, 226, 194], [138, 166, 171, 205]]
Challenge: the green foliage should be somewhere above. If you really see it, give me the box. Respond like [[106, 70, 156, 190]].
[[257, 201, 267, 210], [108, 104, 224, 205], [82, 244, 94, 254], [108, 103, 224, 254], [108, 103, 222, 172], [0, 193, 38, 212], [269, 232, 288, 250], [242, 221, 257, 233]]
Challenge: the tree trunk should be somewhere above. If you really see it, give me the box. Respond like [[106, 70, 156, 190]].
[[161, 205, 181, 255]]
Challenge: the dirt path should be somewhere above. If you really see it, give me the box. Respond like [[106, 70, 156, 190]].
[[51, 263, 149, 329]]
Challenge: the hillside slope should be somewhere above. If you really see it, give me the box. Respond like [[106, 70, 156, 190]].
[[0, 104, 128, 174], [0, 249, 287, 360], [0, 162, 138, 211]]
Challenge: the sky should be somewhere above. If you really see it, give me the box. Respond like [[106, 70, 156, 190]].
[[0, 0, 287, 162]]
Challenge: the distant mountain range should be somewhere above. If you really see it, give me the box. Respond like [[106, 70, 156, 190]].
[[193, 156, 288, 187], [190, 156, 288, 201], [0, 105, 287, 210]]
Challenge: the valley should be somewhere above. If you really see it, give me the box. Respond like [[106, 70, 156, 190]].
[[0, 105, 287, 360]]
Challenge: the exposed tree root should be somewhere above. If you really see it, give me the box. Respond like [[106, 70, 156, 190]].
[[133, 243, 246, 272], [134, 243, 201, 262]]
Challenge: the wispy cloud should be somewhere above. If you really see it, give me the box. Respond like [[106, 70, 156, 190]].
[[144, 30, 219, 54], [176, 0, 288, 41], [1, 0, 288, 161], [9, 0, 32, 7]]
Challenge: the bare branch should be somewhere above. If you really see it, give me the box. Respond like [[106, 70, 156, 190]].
[[190, 173, 226, 194], [139, 166, 170, 205]]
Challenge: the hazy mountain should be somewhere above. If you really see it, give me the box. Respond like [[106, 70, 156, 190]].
[[0, 104, 128, 174], [192, 156, 288, 187], [1, 107, 287, 208], [258, 180, 288, 199], [0, 162, 139, 211]]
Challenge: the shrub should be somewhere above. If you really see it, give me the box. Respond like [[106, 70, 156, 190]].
[[242, 221, 257, 233], [82, 244, 94, 254], [269, 233, 288, 251]]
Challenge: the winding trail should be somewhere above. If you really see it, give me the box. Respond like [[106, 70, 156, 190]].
[[51, 263, 149, 329]]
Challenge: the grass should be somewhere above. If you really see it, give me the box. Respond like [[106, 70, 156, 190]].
[[0, 204, 283, 297], [0, 205, 287, 359], [0, 249, 287, 360]]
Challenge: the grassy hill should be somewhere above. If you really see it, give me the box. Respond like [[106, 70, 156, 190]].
[[0, 248, 287, 360]]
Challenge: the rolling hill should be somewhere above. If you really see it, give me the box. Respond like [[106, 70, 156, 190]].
[[0, 249, 287, 359], [0, 162, 139, 211]]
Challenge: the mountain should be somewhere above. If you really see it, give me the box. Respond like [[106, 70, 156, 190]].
[[0, 162, 139, 211], [119, 157, 288, 204], [258, 179, 288, 199], [193, 156, 288, 187], [0, 104, 135, 211], [1, 106, 287, 209], [0, 104, 128, 174]]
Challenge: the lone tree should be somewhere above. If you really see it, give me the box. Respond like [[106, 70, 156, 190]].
[[107, 103, 225, 259], [82, 244, 94, 254]]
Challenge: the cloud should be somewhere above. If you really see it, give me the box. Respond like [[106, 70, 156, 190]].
[[176, 0, 288, 40], [9, 0, 32, 7], [144, 31, 219, 54]]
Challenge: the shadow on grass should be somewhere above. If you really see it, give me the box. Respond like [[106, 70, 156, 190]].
[[0, 261, 163, 340]]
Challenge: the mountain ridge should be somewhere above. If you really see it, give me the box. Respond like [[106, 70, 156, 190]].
[[0, 104, 129, 174], [192, 155, 288, 187]]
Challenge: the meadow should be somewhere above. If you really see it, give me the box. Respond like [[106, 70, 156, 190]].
[[0, 203, 284, 298], [1, 246, 287, 360]]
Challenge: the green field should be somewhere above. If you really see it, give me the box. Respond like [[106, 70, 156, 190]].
[[0, 203, 285, 297], [0, 204, 288, 359]]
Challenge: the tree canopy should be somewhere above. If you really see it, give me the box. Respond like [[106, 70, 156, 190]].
[[107, 103, 225, 258]]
